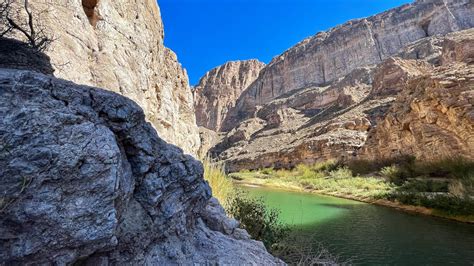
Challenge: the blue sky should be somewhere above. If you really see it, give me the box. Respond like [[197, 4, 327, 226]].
[[159, 0, 412, 85]]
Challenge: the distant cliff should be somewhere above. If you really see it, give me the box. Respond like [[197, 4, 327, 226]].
[[194, 60, 265, 132], [221, 0, 473, 131], [195, 0, 474, 171]]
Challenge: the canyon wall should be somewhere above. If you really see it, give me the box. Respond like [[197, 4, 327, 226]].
[[360, 31, 474, 161], [221, 0, 474, 131], [207, 28, 473, 172], [26, 0, 200, 154], [194, 60, 265, 132]]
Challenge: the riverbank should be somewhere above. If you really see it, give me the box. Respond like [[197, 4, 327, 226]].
[[230, 164, 474, 224], [242, 185, 474, 265]]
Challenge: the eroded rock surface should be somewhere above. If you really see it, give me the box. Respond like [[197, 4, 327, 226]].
[[194, 60, 265, 132], [17, 0, 200, 154], [221, 0, 474, 131], [360, 63, 474, 161], [0, 69, 282, 265], [209, 29, 474, 172]]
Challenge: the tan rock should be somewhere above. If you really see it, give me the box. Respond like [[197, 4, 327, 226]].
[[360, 62, 474, 161], [194, 60, 265, 132], [222, 0, 474, 130], [22, 0, 200, 154], [210, 29, 474, 172]]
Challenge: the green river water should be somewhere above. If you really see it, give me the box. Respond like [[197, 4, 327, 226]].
[[242, 185, 474, 265]]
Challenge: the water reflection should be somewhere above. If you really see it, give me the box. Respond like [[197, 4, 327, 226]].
[[243, 186, 474, 265]]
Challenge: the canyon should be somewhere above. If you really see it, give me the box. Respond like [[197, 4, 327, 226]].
[[195, 0, 474, 172], [1, 0, 473, 264], [0, 0, 280, 264]]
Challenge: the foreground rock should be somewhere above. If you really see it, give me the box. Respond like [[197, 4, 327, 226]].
[[0, 69, 282, 265], [19, 0, 200, 154], [194, 60, 265, 132], [208, 29, 474, 172]]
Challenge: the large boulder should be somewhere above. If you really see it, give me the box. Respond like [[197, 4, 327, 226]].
[[0, 69, 282, 265]]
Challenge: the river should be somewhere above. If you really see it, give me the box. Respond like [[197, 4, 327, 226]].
[[242, 185, 474, 265]]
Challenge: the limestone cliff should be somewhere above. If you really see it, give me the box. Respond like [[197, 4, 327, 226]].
[[208, 28, 473, 172], [194, 60, 265, 132], [0, 69, 281, 265], [24, 0, 200, 154], [221, 0, 474, 131], [360, 34, 474, 160]]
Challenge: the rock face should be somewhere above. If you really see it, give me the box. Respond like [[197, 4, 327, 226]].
[[194, 60, 265, 132], [0, 69, 281, 265], [20, 0, 200, 154], [208, 29, 474, 172], [221, 0, 474, 131], [360, 37, 474, 160]]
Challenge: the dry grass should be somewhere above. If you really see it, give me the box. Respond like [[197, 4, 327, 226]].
[[201, 157, 234, 208], [230, 156, 474, 218]]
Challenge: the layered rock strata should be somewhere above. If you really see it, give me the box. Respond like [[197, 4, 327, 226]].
[[208, 29, 474, 172], [221, 0, 474, 131], [194, 60, 265, 132]]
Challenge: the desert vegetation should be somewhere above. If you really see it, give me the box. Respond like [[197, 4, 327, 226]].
[[0, 0, 52, 50], [229, 156, 474, 221], [202, 158, 342, 263]]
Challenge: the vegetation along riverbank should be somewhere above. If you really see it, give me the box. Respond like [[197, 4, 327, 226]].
[[227, 156, 474, 224]]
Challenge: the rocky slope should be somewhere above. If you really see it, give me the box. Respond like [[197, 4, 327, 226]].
[[208, 28, 473, 172], [194, 60, 265, 132], [221, 0, 474, 132], [360, 33, 474, 161], [21, 0, 200, 154], [0, 69, 281, 265]]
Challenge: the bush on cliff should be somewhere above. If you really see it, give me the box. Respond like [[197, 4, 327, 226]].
[[226, 191, 289, 249], [202, 158, 288, 250]]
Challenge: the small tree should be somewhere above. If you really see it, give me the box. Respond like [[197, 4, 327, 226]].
[[0, 0, 52, 51]]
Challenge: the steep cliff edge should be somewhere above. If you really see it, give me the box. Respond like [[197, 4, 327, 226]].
[[194, 60, 265, 132], [208, 29, 473, 172], [221, 0, 474, 131], [24, 0, 200, 154], [0, 69, 281, 265]]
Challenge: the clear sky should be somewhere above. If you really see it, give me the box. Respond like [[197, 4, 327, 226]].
[[159, 0, 413, 85]]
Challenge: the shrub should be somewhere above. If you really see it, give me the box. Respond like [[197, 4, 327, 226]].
[[414, 157, 474, 179], [381, 165, 407, 185], [203, 159, 289, 250], [392, 192, 474, 215], [346, 159, 377, 176], [310, 160, 339, 173], [226, 191, 289, 249], [448, 180, 466, 197], [202, 158, 234, 208], [347, 155, 416, 176], [261, 168, 275, 175], [328, 167, 353, 179], [399, 180, 448, 193]]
